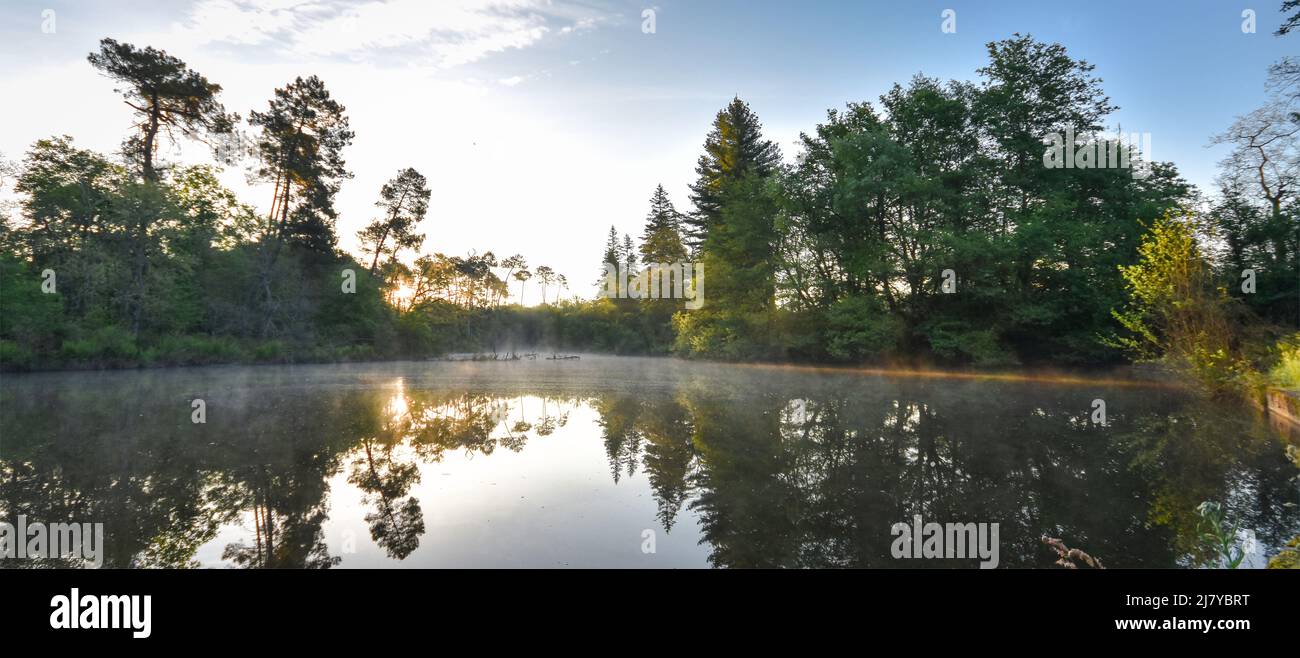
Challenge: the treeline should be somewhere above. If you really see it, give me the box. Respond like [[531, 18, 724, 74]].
[[0, 40, 575, 368], [0, 40, 391, 369], [596, 34, 1296, 370], [0, 34, 1296, 372]]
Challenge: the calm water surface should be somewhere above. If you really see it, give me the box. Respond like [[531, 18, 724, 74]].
[[2, 356, 1298, 568]]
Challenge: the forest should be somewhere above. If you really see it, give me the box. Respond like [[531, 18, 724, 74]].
[[0, 31, 1296, 394]]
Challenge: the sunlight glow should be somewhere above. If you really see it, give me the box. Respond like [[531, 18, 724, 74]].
[[388, 283, 416, 309], [387, 379, 409, 423]]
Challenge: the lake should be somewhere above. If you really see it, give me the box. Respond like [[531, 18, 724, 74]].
[[2, 355, 1298, 568]]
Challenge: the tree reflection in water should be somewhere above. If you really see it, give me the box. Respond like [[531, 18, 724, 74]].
[[2, 362, 1297, 568]]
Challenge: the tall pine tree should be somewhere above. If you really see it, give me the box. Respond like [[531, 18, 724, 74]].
[[250, 75, 354, 254], [598, 225, 620, 289], [87, 38, 237, 183], [639, 184, 687, 264], [621, 233, 638, 275], [685, 97, 780, 248], [357, 167, 430, 274], [673, 98, 783, 358]]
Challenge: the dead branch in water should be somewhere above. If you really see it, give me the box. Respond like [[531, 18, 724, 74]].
[[1042, 535, 1105, 569]]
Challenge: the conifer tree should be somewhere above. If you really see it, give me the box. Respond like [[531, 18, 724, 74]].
[[87, 38, 237, 183], [358, 167, 430, 274], [685, 97, 780, 247], [639, 184, 688, 264]]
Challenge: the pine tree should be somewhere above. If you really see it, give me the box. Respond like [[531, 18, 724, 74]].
[[674, 98, 782, 358], [685, 97, 781, 247], [621, 233, 638, 275], [357, 167, 430, 274], [534, 265, 555, 304], [639, 184, 688, 264], [249, 75, 353, 334], [598, 225, 620, 289], [87, 38, 237, 183], [250, 75, 354, 254], [87, 38, 237, 336]]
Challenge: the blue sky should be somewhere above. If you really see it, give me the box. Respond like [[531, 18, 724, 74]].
[[0, 0, 1294, 300]]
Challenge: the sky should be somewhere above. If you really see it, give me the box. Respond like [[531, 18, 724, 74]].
[[0, 0, 1294, 303]]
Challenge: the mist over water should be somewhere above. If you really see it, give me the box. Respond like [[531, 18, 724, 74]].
[[2, 356, 1297, 568]]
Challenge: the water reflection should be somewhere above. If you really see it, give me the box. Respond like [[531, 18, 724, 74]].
[[1, 358, 1297, 568]]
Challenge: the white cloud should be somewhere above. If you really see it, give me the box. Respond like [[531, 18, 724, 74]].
[[173, 0, 312, 46], [169, 0, 605, 68], [560, 17, 597, 34], [497, 75, 524, 86]]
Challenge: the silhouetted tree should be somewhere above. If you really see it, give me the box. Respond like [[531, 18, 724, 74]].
[[87, 38, 237, 183], [358, 167, 430, 274]]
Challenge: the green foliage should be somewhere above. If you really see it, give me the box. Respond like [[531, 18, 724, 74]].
[[1110, 213, 1252, 392], [60, 326, 139, 364], [1194, 501, 1247, 569], [0, 340, 37, 370], [685, 96, 781, 248], [357, 167, 430, 274], [1, 128, 392, 370], [766, 36, 1194, 366], [1269, 336, 1300, 389], [87, 38, 237, 181], [3, 33, 1292, 375], [925, 325, 1019, 367], [0, 252, 65, 352], [639, 185, 688, 264], [140, 335, 244, 365], [824, 295, 901, 361]]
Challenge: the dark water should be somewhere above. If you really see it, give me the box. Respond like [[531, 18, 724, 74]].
[[2, 356, 1298, 568]]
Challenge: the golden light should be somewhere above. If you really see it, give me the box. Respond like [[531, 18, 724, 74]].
[[387, 283, 416, 309], [386, 378, 408, 423]]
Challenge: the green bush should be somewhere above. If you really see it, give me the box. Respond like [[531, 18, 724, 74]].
[[60, 325, 139, 365], [0, 339, 37, 370], [1269, 334, 1300, 390], [825, 295, 902, 361], [141, 334, 245, 365], [0, 254, 66, 352], [925, 324, 1018, 366], [252, 340, 287, 362]]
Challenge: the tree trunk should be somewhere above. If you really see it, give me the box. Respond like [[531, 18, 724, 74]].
[[142, 94, 161, 183], [369, 226, 391, 274]]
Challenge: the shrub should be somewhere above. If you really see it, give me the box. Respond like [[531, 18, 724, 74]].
[[60, 325, 139, 365], [1109, 212, 1249, 394], [141, 334, 245, 365], [926, 324, 1019, 366], [825, 295, 902, 361], [1269, 334, 1300, 390], [0, 339, 36, 370]]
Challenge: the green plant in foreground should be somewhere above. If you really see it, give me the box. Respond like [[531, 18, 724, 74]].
[[1195, 501, 1247, 568]]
